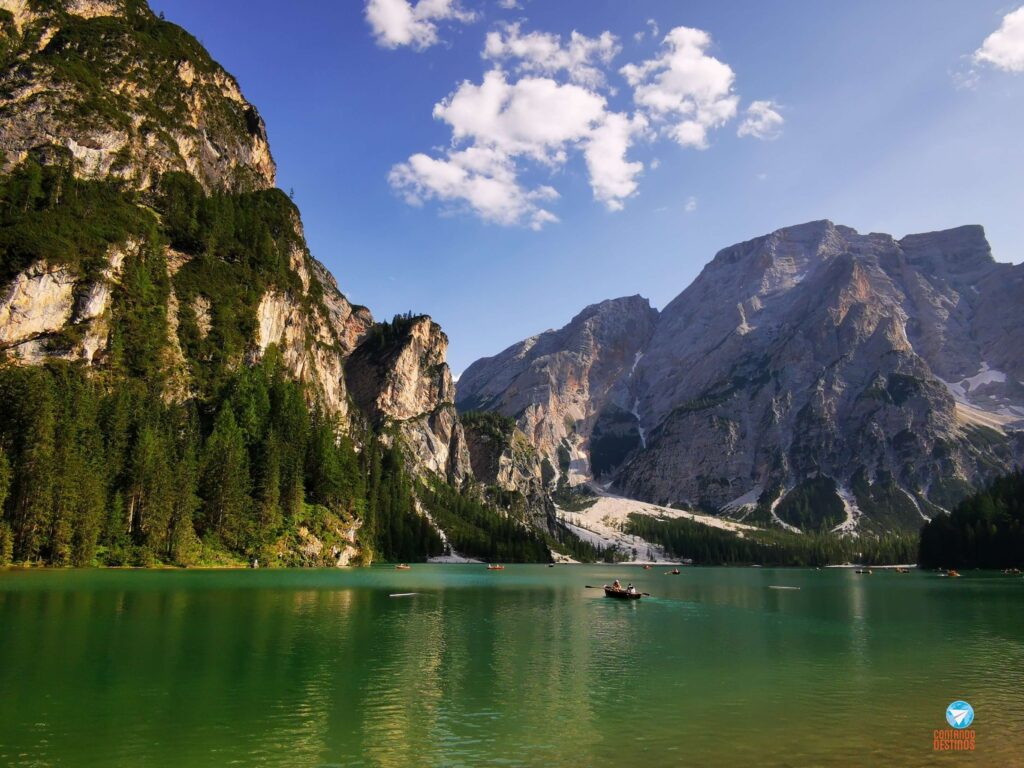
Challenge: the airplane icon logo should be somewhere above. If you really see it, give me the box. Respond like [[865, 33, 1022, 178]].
[[946, 700, 975, 729]]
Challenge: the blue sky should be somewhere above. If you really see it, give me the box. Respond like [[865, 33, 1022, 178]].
[[152, 0, 1024, 374]]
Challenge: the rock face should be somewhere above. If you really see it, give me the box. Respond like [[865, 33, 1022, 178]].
[[457, 295, 658, 484], [0, 241, 133, 365], [461, 418, 554, 532], [458, 222, 1024, 531], [346, 316, 471, 484], [0, 0, 275, 191]]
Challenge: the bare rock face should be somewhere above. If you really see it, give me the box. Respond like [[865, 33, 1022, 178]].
[[0, 0, 275, 191], [459, 222, 1024, 531], [346, 316, 471, 483], [457, 295, 658, 484], [0, 240, 134, 365], [461, 417, 554, 531]]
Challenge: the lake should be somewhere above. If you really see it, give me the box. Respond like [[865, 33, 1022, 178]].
[[1, 566, 1021, 767]]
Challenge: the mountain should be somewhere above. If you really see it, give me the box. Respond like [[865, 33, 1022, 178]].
[[0, 0, 562, 567], [457, 221, 1024, 533], [458, 295, 658, 483]]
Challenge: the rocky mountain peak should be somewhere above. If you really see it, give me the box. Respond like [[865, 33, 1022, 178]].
[[0, 0, 275, 191], [461, 220, 1024, 532], [899, 224, 994, 278]]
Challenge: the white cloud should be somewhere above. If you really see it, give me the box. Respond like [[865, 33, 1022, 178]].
[[390, 21, 783, 228], [435, 70, 608, 161], [389, 146, 560, 229], [620, 26, 739, 149], [496, 0, 521, 8], [647, 19, 660, 38], [365, 0, 476, 50], [584, 112, 648, 210], [483, 23, 621, 88], [391, 69, 646, 226], [737, 100, 784, 140], [974, 6, 1024, 72]]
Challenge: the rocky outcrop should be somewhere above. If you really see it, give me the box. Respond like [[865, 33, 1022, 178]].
[[457, 295, 658, 484], [346, 315, 471, 483], [458, 221, 1024, 531], [251, 251, 373, 423], [0, 0, 275, 191]]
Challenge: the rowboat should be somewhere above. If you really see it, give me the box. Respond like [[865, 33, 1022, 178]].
[[487, 564, 505, 571], [855, 568, 872, 574], [395, 564, 411, 570], [604, 586, 642, 600]]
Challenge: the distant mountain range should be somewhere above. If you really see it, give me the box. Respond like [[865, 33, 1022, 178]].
[[457, 220, 1024, 533]]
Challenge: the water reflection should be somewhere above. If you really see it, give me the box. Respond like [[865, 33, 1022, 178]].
[[0, 567, 1021, 767]]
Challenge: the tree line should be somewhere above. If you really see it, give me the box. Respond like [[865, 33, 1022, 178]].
[[624, 513, 918, 567], [0, 351, 441, 567], [918, 470, 1024, 569]]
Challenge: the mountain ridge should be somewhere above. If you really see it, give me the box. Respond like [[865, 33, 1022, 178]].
[[457, 219, 1024, 532]]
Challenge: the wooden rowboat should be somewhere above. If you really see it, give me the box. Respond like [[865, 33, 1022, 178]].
[[604, 586, 642, 600], [395, 564, 411, 570], [487, 564, 505, 571]]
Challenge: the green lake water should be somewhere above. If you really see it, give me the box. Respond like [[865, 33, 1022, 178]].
[[1, 565, 1022, 767]]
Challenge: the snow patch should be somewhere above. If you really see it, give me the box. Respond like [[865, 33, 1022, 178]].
[[721, 484, 763, 516], [631, 397, 647, 449], [962, 362, 1007, 391], [628, 351, 647, 449]]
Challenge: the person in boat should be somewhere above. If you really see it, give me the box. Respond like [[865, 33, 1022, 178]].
[[612, 579, 622, 591], [626, 583, 637, 595]]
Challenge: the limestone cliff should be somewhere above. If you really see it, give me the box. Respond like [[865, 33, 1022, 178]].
[[346, 315, 471, 484]]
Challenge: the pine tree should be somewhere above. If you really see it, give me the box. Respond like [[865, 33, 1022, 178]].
[[199, 408, 251, 550]]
